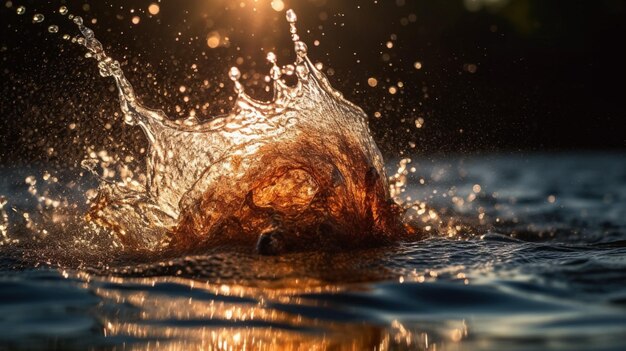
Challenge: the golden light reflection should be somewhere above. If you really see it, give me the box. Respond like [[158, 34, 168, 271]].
[[87, 274, 469, 350]]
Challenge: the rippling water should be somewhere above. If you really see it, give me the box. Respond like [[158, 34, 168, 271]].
[[1, 152, 625, 350]]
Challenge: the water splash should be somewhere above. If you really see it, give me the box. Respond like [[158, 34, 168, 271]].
[[0, 196, 8, 242], [72, 10, 407, 253]]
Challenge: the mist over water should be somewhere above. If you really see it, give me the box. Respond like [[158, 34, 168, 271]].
[[1, 1, 625, 350]]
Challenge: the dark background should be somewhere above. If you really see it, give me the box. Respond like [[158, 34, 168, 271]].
[[0, 0, 624, 166]]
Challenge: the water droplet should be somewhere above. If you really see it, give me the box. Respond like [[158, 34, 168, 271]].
[[62, 34, 71, 40], [271, 0, 285, 12], [285, 9, 297, 23], [206, 31, 220, 49], [270, 66, 282, 80], [283, 64, 295, 76], [294, 41, 307, 58], [296, 64, 309, 79], [32, 13, 44, 23], [266, 52, 277, 64], [228, 67, 244, 94], [48, 25, 59, 34], [59, 6, 68, 15], [415, 117, 424, 128], [16, 6, 25, 15], [73, 16, 83, 26], [228, 66, 241, 81], [148, 3, 160, 15]]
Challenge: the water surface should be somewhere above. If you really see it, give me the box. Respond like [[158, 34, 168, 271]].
[[1, 153, 625, 350]]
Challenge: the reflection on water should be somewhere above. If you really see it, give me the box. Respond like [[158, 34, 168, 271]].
[[2, 246, 625, 351], [83, 274, 470, 350], [1, 154, 626, 350]]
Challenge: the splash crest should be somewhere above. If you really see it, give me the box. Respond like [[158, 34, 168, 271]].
[[74, 10, 407, 254]]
